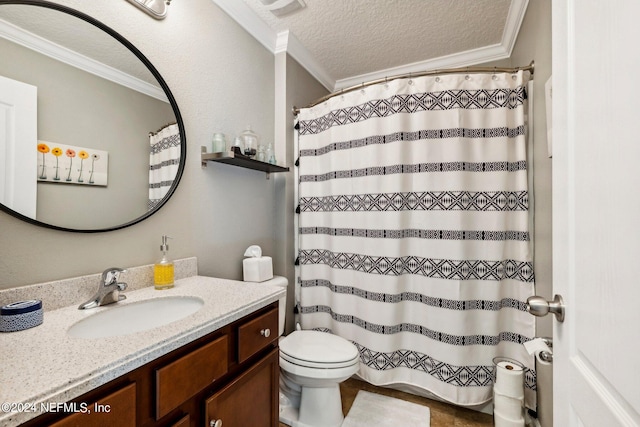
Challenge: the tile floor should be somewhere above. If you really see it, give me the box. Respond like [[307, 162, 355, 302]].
[[279, 377, 494, 427]]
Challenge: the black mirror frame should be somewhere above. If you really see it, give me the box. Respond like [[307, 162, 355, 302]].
[[0, 0, 186, 233]]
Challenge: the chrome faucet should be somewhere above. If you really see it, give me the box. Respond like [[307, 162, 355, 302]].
[[78, 268, 128, 310]]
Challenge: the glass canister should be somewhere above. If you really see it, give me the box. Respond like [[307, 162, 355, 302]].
[[212, 133, 227, 153], [240, 125, 258, 158]]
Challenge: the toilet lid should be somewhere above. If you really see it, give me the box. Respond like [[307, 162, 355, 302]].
[[280, 330, 359, 366]]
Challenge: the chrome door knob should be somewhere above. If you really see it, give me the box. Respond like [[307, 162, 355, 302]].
[[526, 294, 565, 322], [210, 419, 222, 427], [261, 328, 271, 338]]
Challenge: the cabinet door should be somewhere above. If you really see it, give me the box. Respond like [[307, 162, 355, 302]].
[[205, 348, 279, 427]]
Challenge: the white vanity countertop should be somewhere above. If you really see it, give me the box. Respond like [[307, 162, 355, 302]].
[[0, 275, 284, 426]]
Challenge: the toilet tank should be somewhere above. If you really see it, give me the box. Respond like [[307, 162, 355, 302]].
[[259, 276, 288, 336]]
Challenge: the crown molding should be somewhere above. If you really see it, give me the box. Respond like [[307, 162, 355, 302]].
[[502, 0, 529, 55], [213, 0, 529, 92], [275, 30, 333, 90], [0, 18, 168, 102]]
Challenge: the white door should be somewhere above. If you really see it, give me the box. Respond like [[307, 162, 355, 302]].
[[552, 1, 640, 426], [0, 74, 37, 219]]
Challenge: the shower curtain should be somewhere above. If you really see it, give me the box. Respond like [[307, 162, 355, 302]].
[[148, 123, 181, 210], [296, 71, 535, 407]]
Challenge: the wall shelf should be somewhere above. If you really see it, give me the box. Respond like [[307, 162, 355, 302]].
[[201, 147, 289, 179]]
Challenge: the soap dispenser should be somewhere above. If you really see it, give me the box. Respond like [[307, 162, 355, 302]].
[[154, 235, 174, 290]]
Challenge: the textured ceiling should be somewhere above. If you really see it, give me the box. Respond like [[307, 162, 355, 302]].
[[242, 0, 513, 84]]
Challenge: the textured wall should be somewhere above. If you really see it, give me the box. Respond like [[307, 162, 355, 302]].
[[0, 0, 278, 289]]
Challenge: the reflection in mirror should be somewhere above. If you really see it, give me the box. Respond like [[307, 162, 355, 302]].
[[0, 1, 185, 232]]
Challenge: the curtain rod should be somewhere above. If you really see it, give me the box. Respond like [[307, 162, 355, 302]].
[[293, 60, 534, 115]]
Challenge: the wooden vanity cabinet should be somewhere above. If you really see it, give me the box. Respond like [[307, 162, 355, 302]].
[[21, 302, 279, 427]]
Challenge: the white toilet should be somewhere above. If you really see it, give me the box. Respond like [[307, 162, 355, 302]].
[[265, 277, 360, 427]]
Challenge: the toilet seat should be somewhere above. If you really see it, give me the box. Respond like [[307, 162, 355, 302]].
[[279, 330, 359, 369], [280, 355, 359, 382]]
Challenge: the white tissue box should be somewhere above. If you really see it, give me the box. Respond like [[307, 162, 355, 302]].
[[243, 256, 273, 282]]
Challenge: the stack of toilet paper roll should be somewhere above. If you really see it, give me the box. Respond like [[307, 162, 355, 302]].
[[493, 359, 525, 427]]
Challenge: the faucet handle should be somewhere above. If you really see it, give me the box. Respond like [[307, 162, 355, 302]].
[[102, 267, 127, 285]]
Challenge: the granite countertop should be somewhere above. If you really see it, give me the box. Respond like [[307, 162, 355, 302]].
[[0, 275, 284, 426]]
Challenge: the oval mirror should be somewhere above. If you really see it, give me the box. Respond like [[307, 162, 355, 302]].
[[0, 0, 186, 232]]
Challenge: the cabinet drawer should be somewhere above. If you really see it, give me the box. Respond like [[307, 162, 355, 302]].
[[238, 307, 278, 363], [49, 382, 136, 427], [156, 335, 228, 419]]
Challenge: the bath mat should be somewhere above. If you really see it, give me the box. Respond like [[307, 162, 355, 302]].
[[342, 390, 430, 427]]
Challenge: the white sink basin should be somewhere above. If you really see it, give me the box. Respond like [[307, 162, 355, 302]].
[[67, 296, 204, 339]]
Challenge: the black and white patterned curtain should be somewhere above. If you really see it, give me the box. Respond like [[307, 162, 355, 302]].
[[296, 71, 535, 407], [149, 123, 181, 210]]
